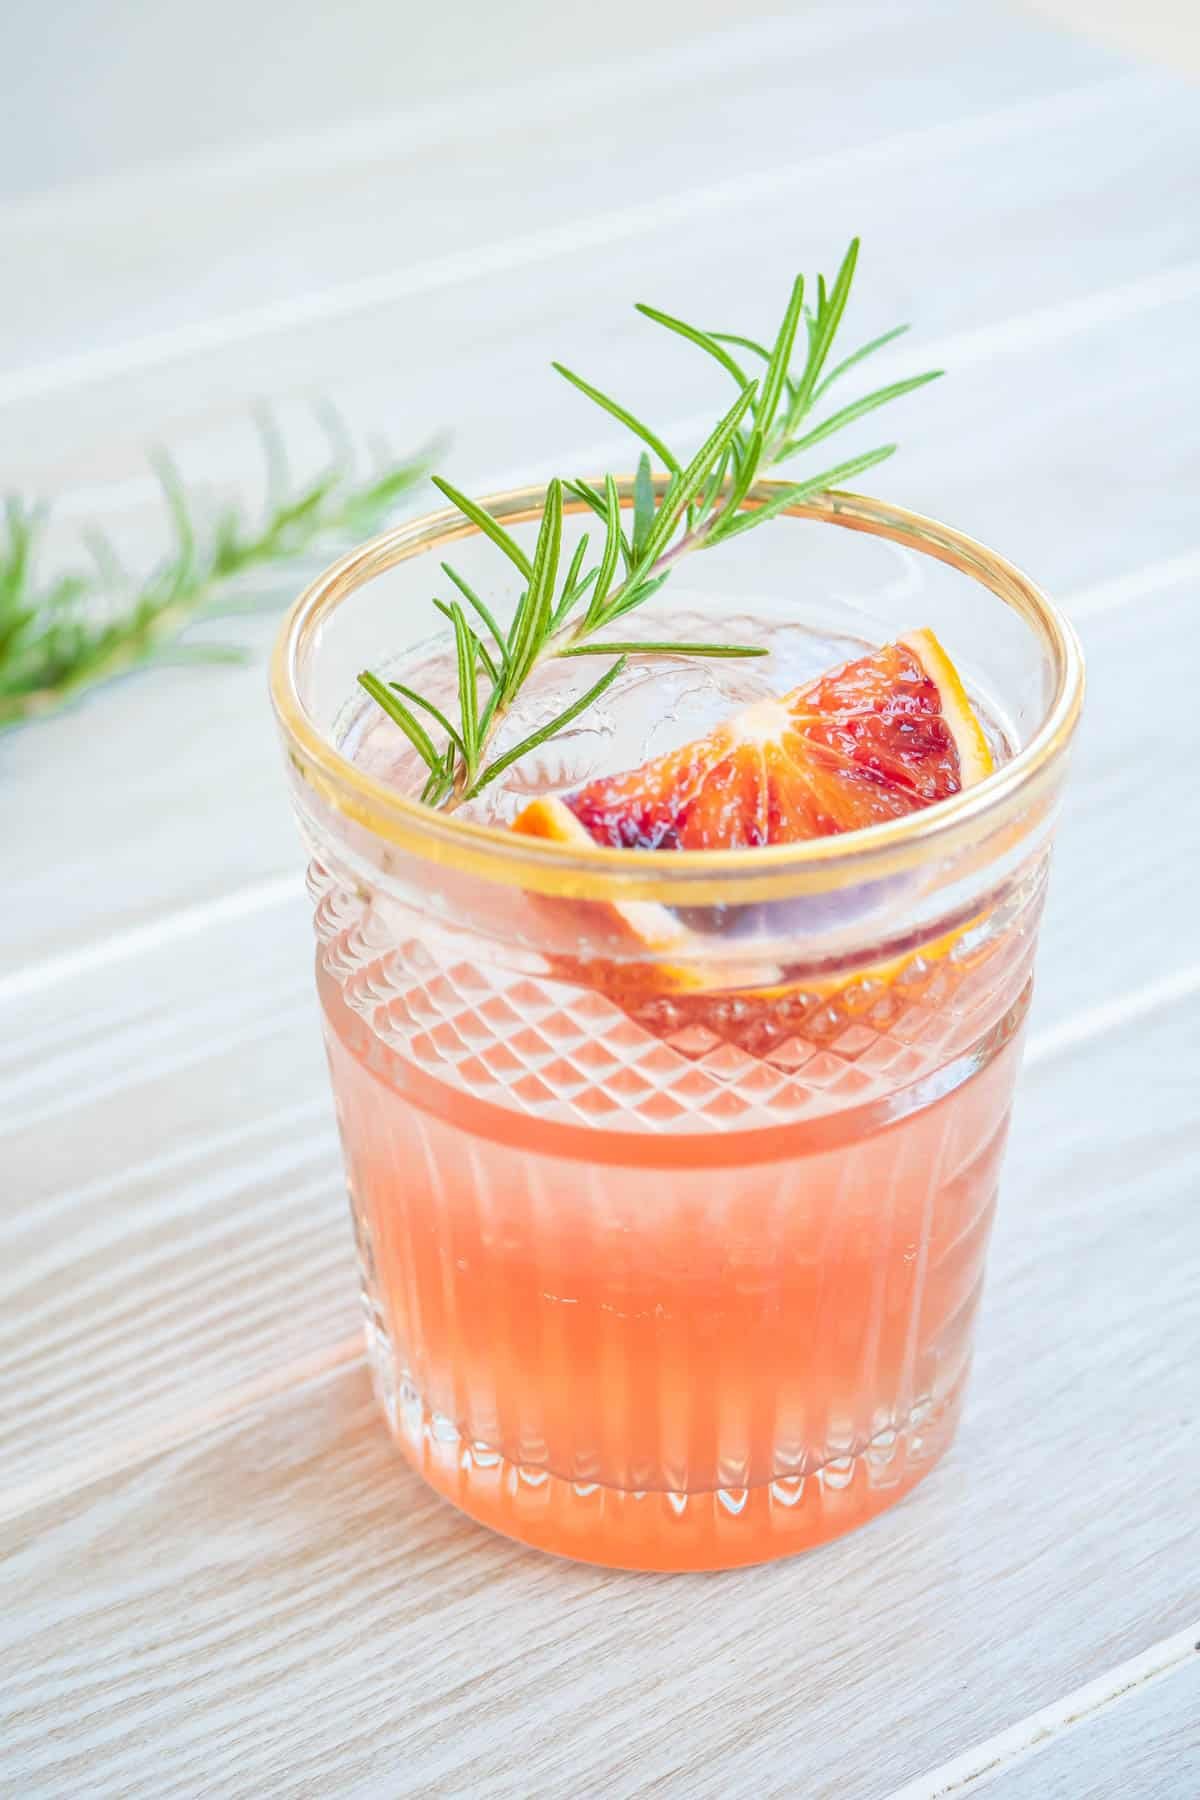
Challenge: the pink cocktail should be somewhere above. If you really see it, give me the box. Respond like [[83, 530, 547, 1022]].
[[272, 482, 1082, 1569]]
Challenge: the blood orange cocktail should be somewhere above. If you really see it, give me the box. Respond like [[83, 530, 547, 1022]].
[[272, 482, 1082, 1570], [317, 895, 1032, 1569]]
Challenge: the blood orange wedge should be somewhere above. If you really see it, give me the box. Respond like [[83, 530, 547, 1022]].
[[514, 627, 991, 880], [511, 627, 998, 1038]]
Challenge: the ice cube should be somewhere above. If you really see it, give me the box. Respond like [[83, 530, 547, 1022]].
[[345, 599, 869, 818]]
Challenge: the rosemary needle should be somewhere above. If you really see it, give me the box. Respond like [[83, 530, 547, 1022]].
[[0, 413, 430, 729], [559, 641, 769, 658], [358, 237, 943, 807]]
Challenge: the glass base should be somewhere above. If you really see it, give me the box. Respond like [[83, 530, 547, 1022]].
[[367, 1330, 967, 1572]]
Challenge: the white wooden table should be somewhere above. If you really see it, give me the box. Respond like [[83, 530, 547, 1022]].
[[2, 4, 1198, 1793]]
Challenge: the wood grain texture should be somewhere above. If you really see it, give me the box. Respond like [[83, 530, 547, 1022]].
[[1022, 0, 1200, 76], [2, 1004, 1197, 1799], [0, 903, 345, 1508], [972, 1652, 1200, 1797], [0, 0, 880, 205], [0, 5, 1132, 422], [1, 66, 1182, 495]]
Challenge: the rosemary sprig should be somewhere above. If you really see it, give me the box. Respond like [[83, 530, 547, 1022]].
[[359, 239, 941, 807], [0, 413, 430, 728]]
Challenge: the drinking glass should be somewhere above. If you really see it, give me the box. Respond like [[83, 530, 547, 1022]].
[[270, 480, 1083, 1570]]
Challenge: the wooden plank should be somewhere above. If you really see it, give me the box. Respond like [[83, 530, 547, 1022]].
[[2, 1001, 1196, 1798], [0, 5, 1133, 426], [1023, 0, 1200, 78], [0, 901, 344, 1509], [1, 548, 1195, 1498], [0, 0, 870, 206], [1029, 585, 1198, 1026], [1, 65, 1179, 493], [967, 1646, 1200, 1798]]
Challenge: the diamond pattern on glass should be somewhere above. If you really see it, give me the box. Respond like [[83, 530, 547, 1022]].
[[311, 861, 1042, 1131]]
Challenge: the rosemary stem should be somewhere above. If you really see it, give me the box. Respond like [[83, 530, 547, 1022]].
[[436, 515, 720, 808], [361, 244, 940, 802], [0, 592, 204, 725]]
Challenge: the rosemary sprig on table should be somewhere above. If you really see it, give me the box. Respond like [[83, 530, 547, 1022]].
[[0, 413, 429, 729], [359, 238, 940, 809]]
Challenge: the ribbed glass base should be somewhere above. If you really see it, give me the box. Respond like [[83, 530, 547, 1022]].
[[368, 1335, 966, 1571]]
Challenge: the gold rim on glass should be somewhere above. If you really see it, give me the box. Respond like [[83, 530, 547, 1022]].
[[270, 479, 1084, 903]]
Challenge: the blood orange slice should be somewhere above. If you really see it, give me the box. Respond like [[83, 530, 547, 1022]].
[[512, 628, 997, 1035], [514, 628, 992, 870]]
